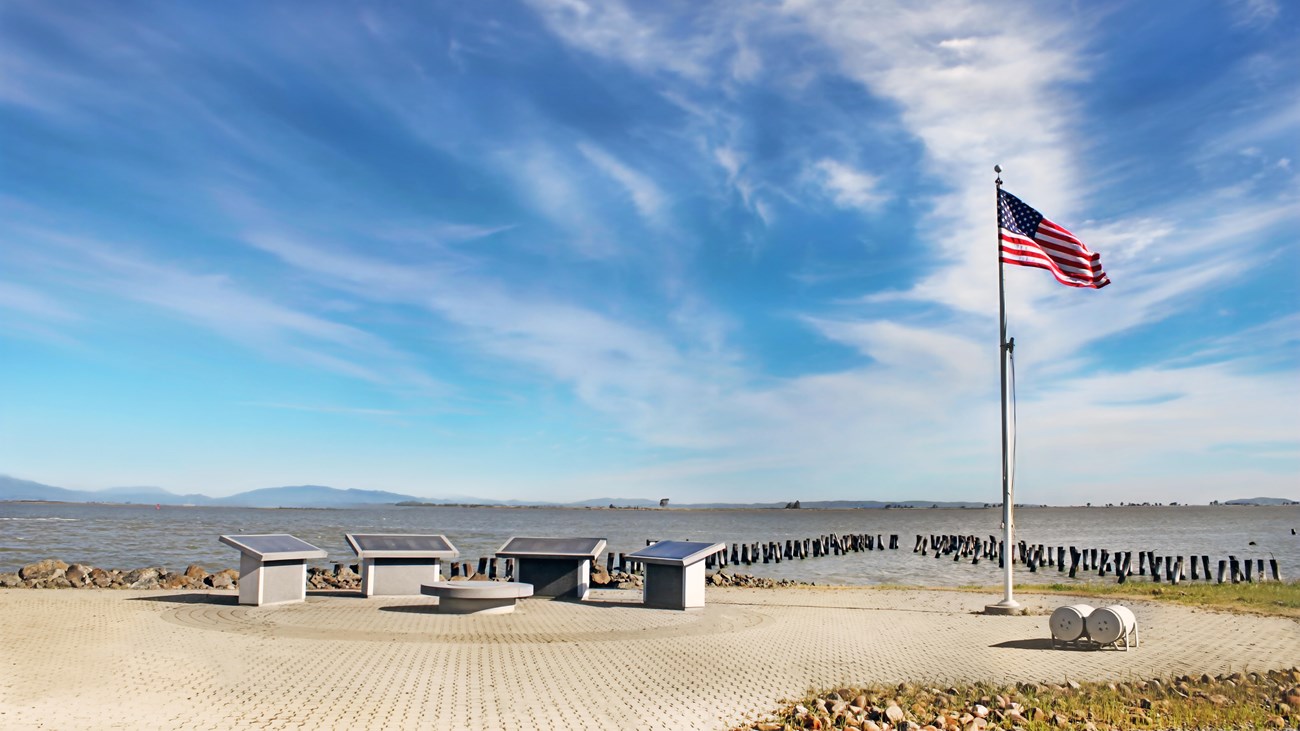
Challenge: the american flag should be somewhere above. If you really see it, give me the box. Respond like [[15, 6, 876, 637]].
[[998, 189, 1110, 289]]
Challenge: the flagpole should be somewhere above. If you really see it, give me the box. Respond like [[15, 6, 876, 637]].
[[987, 164, 1020, 614]]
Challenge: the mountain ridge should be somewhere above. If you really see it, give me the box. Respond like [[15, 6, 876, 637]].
[[2, 475, 1295, 509]]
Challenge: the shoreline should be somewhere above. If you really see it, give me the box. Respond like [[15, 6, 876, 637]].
[[5, 498, 1297, 511]]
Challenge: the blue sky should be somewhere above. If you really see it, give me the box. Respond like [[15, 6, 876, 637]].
[[2, 0, 1296, 504]]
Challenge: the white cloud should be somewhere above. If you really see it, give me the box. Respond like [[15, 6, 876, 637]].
[[503, 144, 618, 258], [577, 142, 667, 221], [730, 32, 762, 83], [522, 0, 718, 81], [812, 158, 886, 211], [1229, 0, 1281, 28]]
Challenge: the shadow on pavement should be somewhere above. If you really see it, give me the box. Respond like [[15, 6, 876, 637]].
[[990, 637, 1088, 651], [128, 592, 238, 605], [378, 603, 439, 614]]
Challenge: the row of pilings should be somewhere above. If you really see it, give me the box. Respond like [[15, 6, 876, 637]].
[[626, 533, 901, 574], [700, 533, 900, 572], [439, 532, 903, 580], [913, 533, 1284, 584]]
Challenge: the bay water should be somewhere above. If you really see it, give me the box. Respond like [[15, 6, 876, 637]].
[[2, 502, 1296, 587]]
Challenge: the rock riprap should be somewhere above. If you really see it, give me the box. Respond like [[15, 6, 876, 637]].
[[4, 559, 246, 591], [3, 558, 812, 592]]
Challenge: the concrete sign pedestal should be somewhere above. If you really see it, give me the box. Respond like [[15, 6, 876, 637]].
[[626, 541, 725, 610], [345, 534, 459, 597], [219, 534, 327, 607], [496, 537, 606, 600]]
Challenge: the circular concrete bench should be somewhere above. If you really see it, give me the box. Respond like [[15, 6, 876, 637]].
[[420, 581, 533, 615]]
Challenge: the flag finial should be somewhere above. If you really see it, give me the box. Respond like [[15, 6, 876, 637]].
[[994, 164, 1002, 186]]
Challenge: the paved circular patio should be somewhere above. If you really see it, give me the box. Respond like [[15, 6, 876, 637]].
[[1, 586, 1296, 730]]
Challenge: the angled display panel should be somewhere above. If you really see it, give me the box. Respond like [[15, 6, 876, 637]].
[[627, 541, 725, 566], [345, 533, 458, 558], [495, 537, 605, 558]]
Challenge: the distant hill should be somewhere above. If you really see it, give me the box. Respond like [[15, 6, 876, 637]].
[[1223, 497, 1299, 506], [797, 500, 988, 509], [0, 476, 418, 508], [0, 475, 98, 502], [213, 485, 422, 508], [0, 473, 1041, 510], [566, 497, 663, 508]]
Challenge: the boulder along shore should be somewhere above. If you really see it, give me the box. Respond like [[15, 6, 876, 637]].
[[0, 558, 809, 591]]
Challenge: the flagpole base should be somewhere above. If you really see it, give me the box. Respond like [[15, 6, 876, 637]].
[[983, 599, 1024, 616]]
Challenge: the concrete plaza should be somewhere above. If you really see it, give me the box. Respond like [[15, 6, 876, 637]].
[[2, 586, 1297, 730]]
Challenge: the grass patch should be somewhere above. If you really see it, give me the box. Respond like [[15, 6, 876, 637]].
[[735, 668, 1300, 730], [792, 581, 1300, 618], [1013, 580, 1300, 618]]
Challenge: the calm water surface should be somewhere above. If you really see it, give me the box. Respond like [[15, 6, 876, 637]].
[[1, 502, 1296, 586]]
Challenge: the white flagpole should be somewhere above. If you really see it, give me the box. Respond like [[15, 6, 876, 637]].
[[988, 164, 1020, 614]]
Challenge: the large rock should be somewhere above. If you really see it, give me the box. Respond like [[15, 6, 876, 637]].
[[65, 564, 94, 586], [124, 567, 161, 589], [88, 567, 113, 588], [206, 572, 234, 590], [19, 559, 68, 582], [0, 572, 21, 588], [160, 572, 193, 590], [183, 564, 208, 582]]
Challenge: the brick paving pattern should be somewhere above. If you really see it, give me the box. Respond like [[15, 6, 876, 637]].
[[1, 586, 1297, 730]]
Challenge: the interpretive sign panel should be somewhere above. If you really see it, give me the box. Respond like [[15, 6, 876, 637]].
[[627, 540, 724, 566], [219, 534, 328, 561], [496, 537, 605, 559], [345, 534, 457, 557]]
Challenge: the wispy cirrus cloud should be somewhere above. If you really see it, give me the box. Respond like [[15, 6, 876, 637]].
[[577, 141, 668, 222], [11, 228, 443, 395], [0, 282, 79, 321]]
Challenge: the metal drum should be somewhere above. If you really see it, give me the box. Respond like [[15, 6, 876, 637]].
[[1049, 604, 1094, 642], [1085, 605, 1137, 646]]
